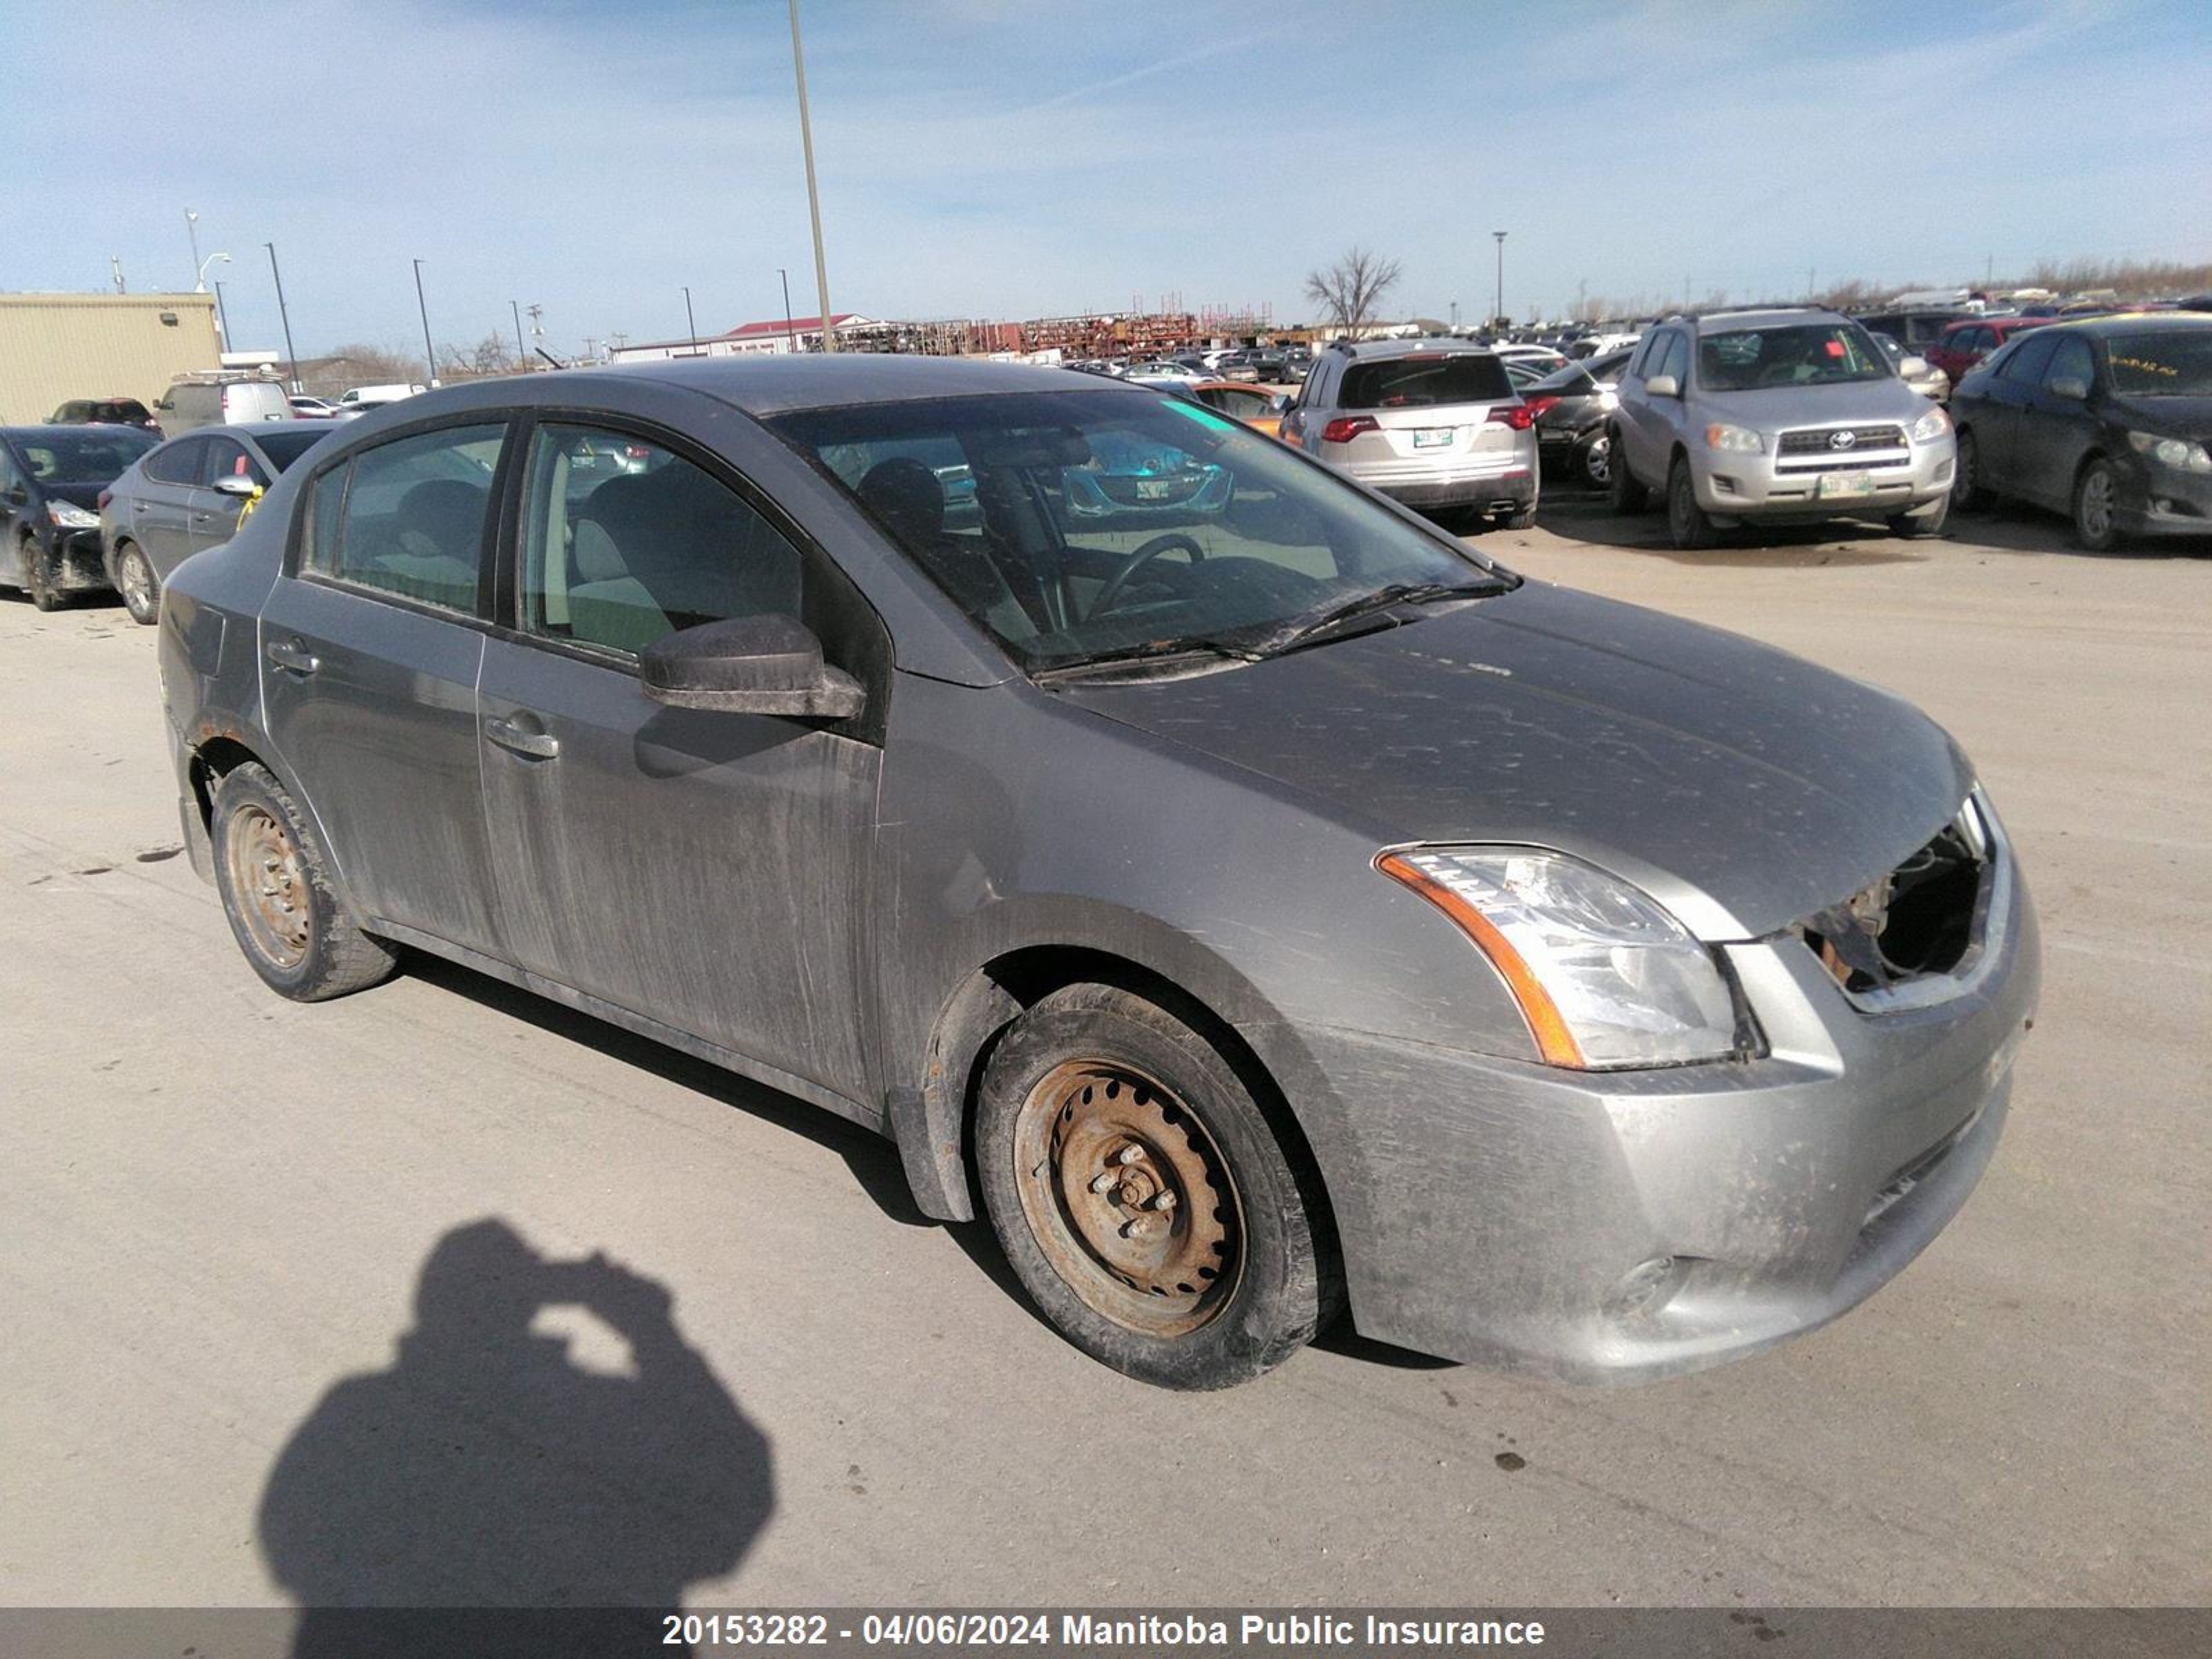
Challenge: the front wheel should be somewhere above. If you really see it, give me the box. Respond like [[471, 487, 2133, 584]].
[[2072, 458, 2124, 552], [24, 537, 66, 612], [113, 541, 160, 625], [211, 762, 398, 1002], [1667, 455, 1719, 550], [1575, 428, 1612, 488], [975, 984, 1335, 1389], [1888, 494, 1949, 539]]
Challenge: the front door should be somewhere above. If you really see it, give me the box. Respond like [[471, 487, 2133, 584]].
[[2013, 334, 2101, 513], [476, 420, 885, 1109], [189, 434, 268, 556], [258, 418, 513, 951]]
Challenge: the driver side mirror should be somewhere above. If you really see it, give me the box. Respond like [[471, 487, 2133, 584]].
[[1900, 355, 1931, 378], [640, 614, 865, 720], [1645, 374, 1681, 399], [2047, 376, 2089, 401], [211, 475, 259, 498]]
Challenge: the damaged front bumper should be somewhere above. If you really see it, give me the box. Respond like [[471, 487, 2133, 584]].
[[1306, 830, 2040, 1384]]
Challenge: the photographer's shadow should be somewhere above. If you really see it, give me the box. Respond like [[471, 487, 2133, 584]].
[[259, 1219, 771, 1656]]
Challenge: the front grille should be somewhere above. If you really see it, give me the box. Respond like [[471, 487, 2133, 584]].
[[1777, 424, 1906, 456], [1797, 800, 1990, 998], [1774, 456, 1915, 475]]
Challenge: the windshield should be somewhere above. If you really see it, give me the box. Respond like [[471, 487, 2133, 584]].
[[1341, 353, 1513, 409], [2105, 331, 2212, 396], [1696, 324, 1889, 391], [10, 429, 158, 484], [771, 388, 1505, 673], [251, 427, 335, 471]]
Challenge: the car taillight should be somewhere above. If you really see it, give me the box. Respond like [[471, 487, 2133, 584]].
[[96, 490, 112, 511], [1487, 404, 1537, 431], [1320, 416, 1379, 444]]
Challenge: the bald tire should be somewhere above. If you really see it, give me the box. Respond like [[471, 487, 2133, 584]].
[[975, 983, 1332, 1390], [212, 762, 399, 1002]]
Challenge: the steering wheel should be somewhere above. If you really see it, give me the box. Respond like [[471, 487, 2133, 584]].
[[1087, 532, 1206, 619]]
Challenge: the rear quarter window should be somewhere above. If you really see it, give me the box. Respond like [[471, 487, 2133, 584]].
[[1340, 355, 1512, 409]]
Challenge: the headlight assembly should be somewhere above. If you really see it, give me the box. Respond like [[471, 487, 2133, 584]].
[[1378, 847, 1744, 1069], [2127, 431, 2212, 474], [46, 501, 99, 529], [1909, 406, 1953, 444], [1703, 422, 1764, 453]]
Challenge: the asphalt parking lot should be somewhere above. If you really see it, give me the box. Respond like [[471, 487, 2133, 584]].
[[2, 491, 2206, 1610]]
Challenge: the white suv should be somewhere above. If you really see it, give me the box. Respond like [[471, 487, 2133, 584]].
[[1280, 340, 1538, 529]]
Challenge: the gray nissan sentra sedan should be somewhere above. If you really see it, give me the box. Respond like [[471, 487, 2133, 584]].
[[156, 356, 2039, 1390]]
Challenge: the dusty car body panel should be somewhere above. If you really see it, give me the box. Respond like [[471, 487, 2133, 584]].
[[158, 355, 2038, 1383]]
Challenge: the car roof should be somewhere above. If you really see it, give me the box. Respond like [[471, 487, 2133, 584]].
[[0, 424, 152, 440], [590, 353, 1109, 416], [2037, 311, 2212, 336], [1691, 308, 1848, 333], [1327, 337, 1499, 361]]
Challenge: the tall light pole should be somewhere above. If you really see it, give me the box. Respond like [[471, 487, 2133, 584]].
[[788, 0, 836, 351], [779, 267, 797, 353], [265, 243, 299, 395], [512, 300, 527, 370], [185, 209, 203, 291], [1492, 230, 1508, 329], [412, 259, 437, 384], [212, 279, 231, 342], [683, 285, 700, 357]]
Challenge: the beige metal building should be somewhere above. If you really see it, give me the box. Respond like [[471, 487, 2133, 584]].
[[0, 292, 223, 423]]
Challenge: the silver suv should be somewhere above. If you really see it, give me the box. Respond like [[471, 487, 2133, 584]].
[[1281, 339, 1537, 529], [1607, 308, 1956, 547]]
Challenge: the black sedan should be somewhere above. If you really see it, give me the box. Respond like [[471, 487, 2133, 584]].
[[1950, 315, 2212, 550], [0, 425, 161, 609], [1526, 347, 1635, 487]]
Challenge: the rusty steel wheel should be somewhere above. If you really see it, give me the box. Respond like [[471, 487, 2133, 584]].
[[976, 983, 1335, 1388], [211, 761, 397, 1002], [224, 802, 312, 970], [1012, 1060, 1244, 1338]]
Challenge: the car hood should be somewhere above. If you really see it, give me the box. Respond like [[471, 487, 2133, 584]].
[[1059, 583, 1974, 939], [46, 482, 109, 512], [2108, 394, 2212, 438], [1694, 379, 1932, 432]]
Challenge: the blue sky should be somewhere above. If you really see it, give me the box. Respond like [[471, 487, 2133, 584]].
[[5, 0, 2207, 357]]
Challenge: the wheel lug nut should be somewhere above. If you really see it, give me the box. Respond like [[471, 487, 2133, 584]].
[[1152, 1191, 1177, 1211], [1089, 1172, 1117, 1194], [1116, 1145, 1144, 1165]]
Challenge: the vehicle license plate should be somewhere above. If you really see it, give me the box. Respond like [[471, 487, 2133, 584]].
[[1136, 479, 1172, 500], [1412, 429, 1454, 449], [1818, 470, 1873, 499]]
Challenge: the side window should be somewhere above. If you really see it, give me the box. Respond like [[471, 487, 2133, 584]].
[[2000, 333, 2061, 385], [200, 437, 267, 489], [1656, 331, 1689, 384], [520, 423, 805, 657], [0, 445, 21, 495], [144, 435, 208, 486], [2043, 336, 2094, 392], [305, 422, 506, 613]]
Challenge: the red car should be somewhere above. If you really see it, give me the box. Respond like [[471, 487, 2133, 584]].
[[1926, 316, 2050, 387]]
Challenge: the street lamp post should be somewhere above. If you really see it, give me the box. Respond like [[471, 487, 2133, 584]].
[[1492, 230, 1507, 329], [196, 251, 230, 293], [412, 259, 438, 384], [683, 285, 700, 357], [265, 243, 300, 395], [788, 0, 836, 352], [185, 209, 202, 290], [779, 268, 797, 354], [512, 300, 527, 371]]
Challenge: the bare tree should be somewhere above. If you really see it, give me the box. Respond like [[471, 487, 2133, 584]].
[[1304, 247, 1405, 338], [440, 332, 523, 381]]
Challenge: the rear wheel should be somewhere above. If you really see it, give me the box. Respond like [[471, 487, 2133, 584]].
[[1606, 428, 1648, 512], [975, 983, 1333, 1389], [2071, 458, 2124, 552], [114, 541, 160, 625], [1493, 503, 1539, 531], [1953, 429, 1991, 512], [211, 762, 398, 1001], [1667, 454, 1719, 550]]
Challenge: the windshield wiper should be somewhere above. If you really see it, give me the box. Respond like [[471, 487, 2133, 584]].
[[1254, 580, 1506, 657], [1032, 635, 1268, 682]]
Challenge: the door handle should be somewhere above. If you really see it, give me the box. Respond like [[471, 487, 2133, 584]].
[[265, 638, 319, 675], [484, 713, 560, 760]]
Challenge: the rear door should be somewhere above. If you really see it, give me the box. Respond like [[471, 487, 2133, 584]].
[[474, 416, 887, 1108], [258, 418, 514, 952]]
